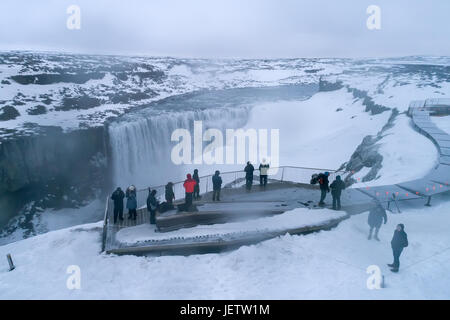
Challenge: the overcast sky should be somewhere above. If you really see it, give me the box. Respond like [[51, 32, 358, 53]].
[[0, 0, 449, 58]]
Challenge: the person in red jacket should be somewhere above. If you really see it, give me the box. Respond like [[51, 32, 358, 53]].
[[183, 173, 197, 209]]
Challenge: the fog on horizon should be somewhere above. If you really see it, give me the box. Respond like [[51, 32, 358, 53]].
[[0, 0, 449, 59]]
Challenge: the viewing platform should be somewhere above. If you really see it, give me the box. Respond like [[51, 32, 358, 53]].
[[102, 99, 450, 256]]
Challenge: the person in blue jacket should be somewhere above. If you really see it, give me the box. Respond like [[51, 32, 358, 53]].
[[126, 190, 138, 220]]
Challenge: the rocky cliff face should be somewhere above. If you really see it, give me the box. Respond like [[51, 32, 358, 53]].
[[342, 109, 399, 185], [0, 126, 109, 227]]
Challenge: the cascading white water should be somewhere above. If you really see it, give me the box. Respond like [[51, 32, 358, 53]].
[[109, 107, 251, 190], [108, 84, 319, 191]]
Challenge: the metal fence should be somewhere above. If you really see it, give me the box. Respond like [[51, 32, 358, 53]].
[[101, 165, 350, 250], [130, 166, 349, 209]]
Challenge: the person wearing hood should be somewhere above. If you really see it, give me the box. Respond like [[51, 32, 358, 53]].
[[165, 182, 175, 204], [244, 161, 255, 191], [111, 187, 125, 224], [126, 189, 138, 220], [212, 170, 223, 201], [126, 185, 136, 198], [388, 224, 408, 273], [193, 169, 201, 200], [318, 172, 330, 206], [183, 173, 197, 209], [147, 189, 159, 225], [330, 175, 345, 210], [367, 201, 388, 241]]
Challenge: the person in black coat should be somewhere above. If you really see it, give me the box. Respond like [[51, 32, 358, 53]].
[[388, 224, 408, 272], [244, 161, 255, 191], [367, 202, 388, 241], [147, 189, 159, 225], [165, 182, 175, 204], [193, 169, 201, 200], [330, 175, 345, 210], [318, 172, 330, 206], [212, 170, 223, 201], [111, 187, 125, 224]]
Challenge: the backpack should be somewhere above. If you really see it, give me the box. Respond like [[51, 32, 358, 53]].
[[310, 174, 319, 185]]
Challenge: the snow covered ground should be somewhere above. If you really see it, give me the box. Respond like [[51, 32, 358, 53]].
[[185, 88, 391, 177], [187, 88, 437, 189], [0, 200, 104, 246], [116, 208, 347, 244], [1, 197, 450, 299], [243, 89, 390, 170], [2, 52, 449, 139], [352, 114, 439, 188]]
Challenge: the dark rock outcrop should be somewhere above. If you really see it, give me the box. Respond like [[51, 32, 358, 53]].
[[343, 109, 399, 185], [27, 105, 47, 115], [10, 72, 106, 85], [0, 105, 20, 121], [318, 78, 344, 92], [56, 95, 103, 111]]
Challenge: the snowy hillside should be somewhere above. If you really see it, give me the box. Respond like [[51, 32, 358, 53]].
[[1, 52, 449, 138], [1, 200, 449, 299], [1, 52, 449, 249]]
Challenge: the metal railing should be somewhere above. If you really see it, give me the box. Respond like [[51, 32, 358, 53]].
[[133, 166, 349, 207], [101, 165, 350, 251]]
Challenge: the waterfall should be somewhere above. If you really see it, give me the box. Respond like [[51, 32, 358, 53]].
[[108, 107, 251, 189], [108, 84, 319, 190]]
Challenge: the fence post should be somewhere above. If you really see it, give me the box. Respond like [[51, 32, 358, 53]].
[[281, 167, 285, 182], [6, 254, 15, 271]]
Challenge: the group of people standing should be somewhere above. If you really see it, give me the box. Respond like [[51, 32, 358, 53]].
[[244, 159, 270, 191], [111, 166, 409, 273], [182, 169, 223, 210], [312, 171, 346, 210], [110, 185, 138, 223], [110, 184, 168, 226], [313, 171, 409, 273]]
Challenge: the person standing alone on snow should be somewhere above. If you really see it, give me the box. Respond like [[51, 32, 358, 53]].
[[212, 170, 223, 201], [259, 159, 270, 189], [318, 172, 330, 206], [183, 174, 197, 209], [244, 161, 255, 191], [330, 175, 345, 210], [111, 187, 125, 224], [367, 201, 387, 241], [388, 224, 408, 273]]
